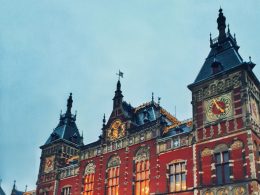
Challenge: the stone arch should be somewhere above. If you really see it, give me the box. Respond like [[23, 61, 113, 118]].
[[214, 144, 228, 153], [84, 162, 96, 175], [107, 155, 120, 168], [134, 146, 150, 162]]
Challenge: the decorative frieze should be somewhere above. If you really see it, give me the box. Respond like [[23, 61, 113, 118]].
[[194, 72, 242, 102]]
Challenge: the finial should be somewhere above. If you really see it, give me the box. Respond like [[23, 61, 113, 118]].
[[0, 179, 2, 187], [25, 185, 28, 192], [158, 97, 161, 106], [103, 114, 106, 127], [60, 110, 62, 115], [210, 33, 213, 45], [227, 24, 230, 33], [66, 93, 73, 114], [152, 92, 154, 103], [116, 80, 121, 91], [116, 70, 124, 81], [13, 180, 16, 189], [249, 56, 252, 62], [234, 33, 236, 42]]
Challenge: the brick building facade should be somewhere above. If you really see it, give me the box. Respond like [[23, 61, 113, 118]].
[[36, 9, 260, 195]]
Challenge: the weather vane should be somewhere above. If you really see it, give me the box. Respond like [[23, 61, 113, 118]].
[[116, 70, 124, 81]]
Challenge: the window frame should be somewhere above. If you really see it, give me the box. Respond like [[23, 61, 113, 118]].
[[214, 151, 230, 185], [168, 161, 187, 193]]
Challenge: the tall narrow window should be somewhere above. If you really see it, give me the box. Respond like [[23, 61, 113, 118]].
[[84, 173, 94, 195], [61, 187, 71, 195], [215, 151, 230, 184], [83, 162, 96, 195], [107, 156, 120, 195], [168, 161, 186, 192], [135, 147, 150, 195]]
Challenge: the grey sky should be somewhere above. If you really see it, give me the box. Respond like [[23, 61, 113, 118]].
[[0, 0, 259, 193]]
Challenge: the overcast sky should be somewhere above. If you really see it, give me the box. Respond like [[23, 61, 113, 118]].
[[0, 0, 259, 193]]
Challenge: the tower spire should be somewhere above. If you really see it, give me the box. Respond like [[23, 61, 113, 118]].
[[113, 71, 124, 108], [217, 8, 227, 42], [103, 114, 106, 128], [13, 180, 16, 190], [66, 93, 73, 115]]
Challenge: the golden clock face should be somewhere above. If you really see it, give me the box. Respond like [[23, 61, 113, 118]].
[[204, 93, 233, 122], [107, 119, 125, 141], [251, 98, 259, 124], [44, 156, 54, 173]]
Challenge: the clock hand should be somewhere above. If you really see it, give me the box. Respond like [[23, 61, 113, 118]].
[[213, 99, 225, 113]]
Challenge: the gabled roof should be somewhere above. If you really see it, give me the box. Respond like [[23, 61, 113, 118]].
[[162, 118, 192, 137], [132, 101, 180, 127], [44, 93, 83, 147]]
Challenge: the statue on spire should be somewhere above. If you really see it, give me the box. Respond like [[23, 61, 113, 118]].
[[217, 8, 227, 42], [66, 93, 73, 114]]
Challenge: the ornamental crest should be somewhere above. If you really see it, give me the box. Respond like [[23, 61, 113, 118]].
[[201, 148, 213, 157], [231, 140, 243, 150], [84, 162, 96, 175]]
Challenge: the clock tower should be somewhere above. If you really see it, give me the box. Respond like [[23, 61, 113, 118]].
[[36, 93, 83, 195], [188, 8, 259, 141], [188, 8, 260, 191]]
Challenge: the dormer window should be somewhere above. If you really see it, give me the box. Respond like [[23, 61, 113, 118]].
[[211, 60, 223, 74]]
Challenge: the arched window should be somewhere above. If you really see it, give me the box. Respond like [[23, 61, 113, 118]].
[[107, 155, 120, 195], [214, 144, 230, 185], [83, 162, 95, 195], [134, 147, 150, 195]]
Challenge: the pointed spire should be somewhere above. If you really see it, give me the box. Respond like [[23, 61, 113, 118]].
[[217, 7, 226, 42], [210, 33, 213, 45], [227, 24, 230, 34], [103, 114, 106, 128], [13, 180, 16, 190], [66, 93, 73, 114], [152, 92, 154, 103], [113, 72, 124, 108], [25, 185, 27, 192], [117, 80, 121, 91]]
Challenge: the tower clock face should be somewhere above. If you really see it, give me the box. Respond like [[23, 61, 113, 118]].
[[44, 156, 54, 173], [251, 98, 260, 124], [204, 93, 233, 122], [107, 119, 125, 141]]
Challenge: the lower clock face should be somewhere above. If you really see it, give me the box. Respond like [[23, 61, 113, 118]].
[[204, 93, 233, 122], [107, 119, 125, 141], [44, 156, 54, 173]]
